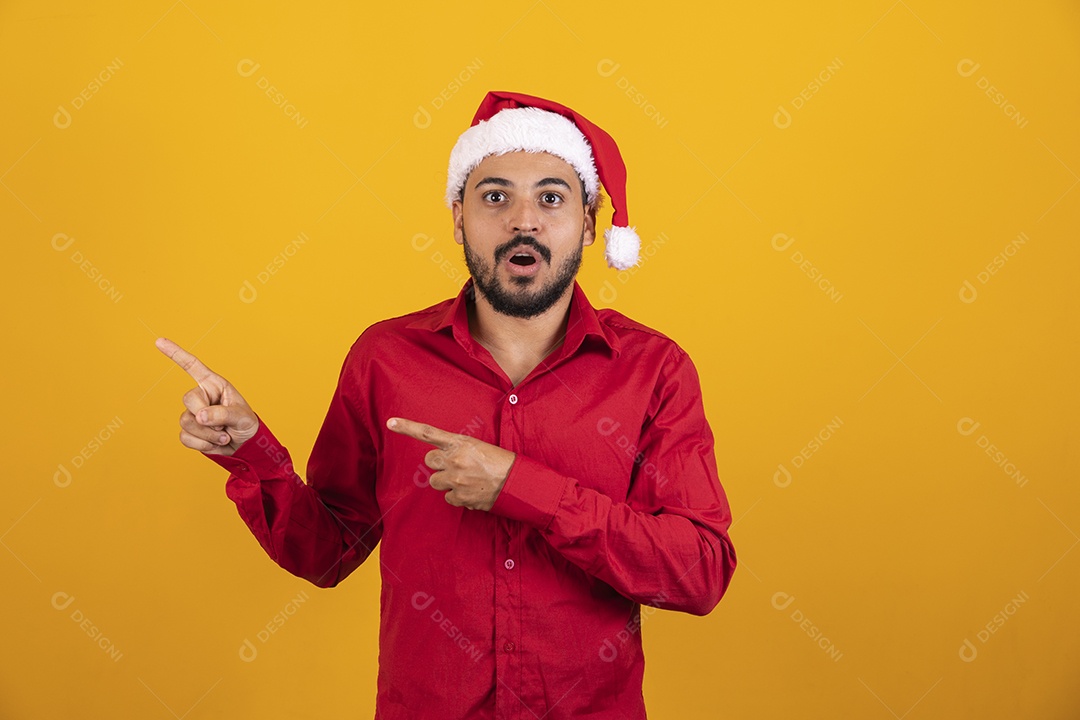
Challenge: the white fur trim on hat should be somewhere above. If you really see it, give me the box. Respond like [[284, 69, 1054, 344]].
[[604, 225, 640, 270], [445, 107, 600, 207]]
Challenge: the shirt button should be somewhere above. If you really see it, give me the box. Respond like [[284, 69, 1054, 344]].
[[504, 559, 515, 570], [503, 641, 515, 652], [508, 393, 518, 405]]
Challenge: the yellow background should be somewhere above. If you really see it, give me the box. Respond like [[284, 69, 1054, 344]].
[[2, 1, 1078, 717]]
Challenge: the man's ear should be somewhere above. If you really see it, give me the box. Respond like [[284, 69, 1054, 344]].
[[452, 198, 465, 246], [582, 201, 598, 247]]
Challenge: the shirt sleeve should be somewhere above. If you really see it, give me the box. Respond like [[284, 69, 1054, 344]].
[[488, 345, 737, 616], [203, 343, 382, 588]]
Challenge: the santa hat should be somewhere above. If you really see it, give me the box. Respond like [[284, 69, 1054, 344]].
[[445, 90, 641, 270]]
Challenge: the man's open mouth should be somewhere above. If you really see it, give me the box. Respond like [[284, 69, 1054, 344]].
[[506, 246, 542, 266]]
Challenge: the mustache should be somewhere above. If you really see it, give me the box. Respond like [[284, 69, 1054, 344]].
[[494, 235, 551, 264]]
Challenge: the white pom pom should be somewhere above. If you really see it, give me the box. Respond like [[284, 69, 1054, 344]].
[[604, 226, 640, 270]]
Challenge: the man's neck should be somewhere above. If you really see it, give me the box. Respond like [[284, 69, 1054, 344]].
[[466, 283, 575, 367]]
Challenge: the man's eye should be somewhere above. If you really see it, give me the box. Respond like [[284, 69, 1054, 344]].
[[483, 191, 506, 202], [541, 192, 562, 205]]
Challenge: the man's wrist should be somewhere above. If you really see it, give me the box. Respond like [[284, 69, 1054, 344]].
[[204, 417, 297, 482]]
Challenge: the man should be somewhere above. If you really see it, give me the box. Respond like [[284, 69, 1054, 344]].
[[157, 91, 736, 719]]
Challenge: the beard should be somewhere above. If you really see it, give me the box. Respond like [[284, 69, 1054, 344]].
[[462, 228, 583, 319]]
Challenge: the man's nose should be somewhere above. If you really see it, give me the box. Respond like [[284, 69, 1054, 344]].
[[508, 199, 540, 234]]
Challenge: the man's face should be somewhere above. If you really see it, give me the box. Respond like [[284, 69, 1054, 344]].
[[452, 151, 596, 319]]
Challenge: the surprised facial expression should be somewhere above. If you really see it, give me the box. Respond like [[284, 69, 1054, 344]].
[[452, 151, 597, 319]]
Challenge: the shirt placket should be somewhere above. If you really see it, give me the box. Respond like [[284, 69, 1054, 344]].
[[495, 384, 526, 720]]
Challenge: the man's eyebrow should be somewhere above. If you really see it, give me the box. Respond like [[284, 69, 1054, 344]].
[[474, 177, 512, 189], [534, 177, 572, 191], [472, 176, 574, 191]]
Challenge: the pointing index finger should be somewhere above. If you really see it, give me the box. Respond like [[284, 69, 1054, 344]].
[[155, 337, 218, 384], [387, 417, 457, 450]]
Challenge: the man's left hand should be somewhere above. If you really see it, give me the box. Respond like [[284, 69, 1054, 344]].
[[387, 417, 516, 511]]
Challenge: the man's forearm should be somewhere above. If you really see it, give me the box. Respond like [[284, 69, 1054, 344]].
[[490, 453, 736, 615], [207, 417, 381, 587]]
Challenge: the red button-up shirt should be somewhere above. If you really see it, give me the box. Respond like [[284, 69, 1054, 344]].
[[206, 278, 736, 719]]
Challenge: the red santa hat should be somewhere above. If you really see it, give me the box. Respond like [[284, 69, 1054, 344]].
[[445, 90, 641, 270]]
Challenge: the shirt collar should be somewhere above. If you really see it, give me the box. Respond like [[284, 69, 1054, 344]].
[[405, 277, 621, 358]]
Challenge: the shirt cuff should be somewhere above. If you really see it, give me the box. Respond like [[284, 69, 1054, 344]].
[[489, 454, 570, 530], [202, 416, 296, 483]]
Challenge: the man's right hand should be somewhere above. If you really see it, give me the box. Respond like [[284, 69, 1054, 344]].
[[156, 337, 260, 456]]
